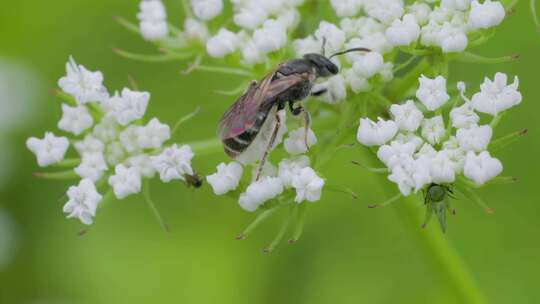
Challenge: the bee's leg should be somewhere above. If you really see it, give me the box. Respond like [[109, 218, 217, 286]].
[[288, 101, 311, 151], [311, 88, 327, 97], [256, 113, 281, 181]]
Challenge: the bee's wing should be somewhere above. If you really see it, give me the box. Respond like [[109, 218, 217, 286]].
[[218, 71, 308, 140]]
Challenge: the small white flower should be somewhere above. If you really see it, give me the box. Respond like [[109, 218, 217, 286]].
[[330, 0, 363, 17], [206, 162, 243, 195], [415, 143, 437, 161], [105, 88, 150, 126], [63, 179, 102, 225], [464, 151, 503, 185], [206, 28, 241, 58], [292, 167, 324, 203], [234, 5, 268, 30], [105, 141, 126, 166], [74, 135, 105, 155], [364, 0, 404, 25], [125, 154, 156, 178], [26, 132, 69, 167], [352, 52, 384, 78], [277, 8, 300, 29], [139, 20, 168, 41], [191, 0, 223, 21], [74, 152, 108, 182], [241, 39, 265, 66], [468, 0, 505, 30], [137, 0, 168, 41], [408, 2, 431, 25], [456, 124, 492, 152], [57, 104, 93, 136], [441, 0, 471, 11], [421, 115, 446, 145], [314, 21, 346, 54], [438, 23, 468, 53], [429, 151, 456, 183], [137, 0, 167, 21], [184, 18, 208, 42], [394, 132, 424, 150], [151, 144, 194, 182], [390, 100, 424, 132], [450, 102, 479, 128], [253, 20, 288, 53], [238, 176, 284, 212], [387, 156, 429, 196], [284, 127, 317, 155], [471, 73, 522, 116], [377, 141, 416, 169], [293, 36, 321, 56], [108, 164, 142, 199], [313, 74, 347, 104], [442, 142, 466, 173], [137, 118, 170, 149], [357, 117, 398, 146], [58, 56, 108, 104], [416, 75, 450, 111], [386, 14, 420, 46], [260, 0, 293, 15], [344, 69, 372, 93], [119, 125, 143, 153], [92, 117, 118, 143], [278, 156, 310, 188]]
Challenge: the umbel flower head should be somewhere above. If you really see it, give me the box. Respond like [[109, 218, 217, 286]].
[[357, 73, 523, 231], [122, 0, 509, 105], [27, 57, 202, 227]]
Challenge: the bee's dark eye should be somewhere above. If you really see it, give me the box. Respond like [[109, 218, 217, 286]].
[[327, 63, 339, 74]]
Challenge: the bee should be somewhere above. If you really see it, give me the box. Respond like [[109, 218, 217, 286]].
[[218, 46, 370, 180]]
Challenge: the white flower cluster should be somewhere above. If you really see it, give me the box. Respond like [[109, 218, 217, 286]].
[[137, 0, 169, 41], [292, 0, 506, 103], [27, 57, 196, 225], [203, 0, 304, 64], [357, 72, 521, 196], [206, 111, 324, 212]]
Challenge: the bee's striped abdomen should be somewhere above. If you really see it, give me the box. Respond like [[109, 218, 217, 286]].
[[222, 113, 267, 158]]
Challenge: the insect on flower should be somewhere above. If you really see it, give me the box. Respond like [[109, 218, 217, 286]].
[[218, 43, 370, 180]]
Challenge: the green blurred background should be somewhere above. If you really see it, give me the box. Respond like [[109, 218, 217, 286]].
[[1, 1, 539, 303]]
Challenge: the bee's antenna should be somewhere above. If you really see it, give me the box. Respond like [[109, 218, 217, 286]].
[[329, 47, 371, 59], [321, 37, 327, 56]]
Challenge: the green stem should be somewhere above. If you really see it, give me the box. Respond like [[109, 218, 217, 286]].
[[263, 205, 294, 253], [172, 106, 201, 136], [194, 65, 254, 77], [532, 0, 540, 34], [33, 170, 78, 180], [237, 206, 280, 239], [52, 158, 80, 168], [188, 138, 222, 155], [397, 195, 487, 304], [143, 180, 169, 232], [455, 52, 519, 64]]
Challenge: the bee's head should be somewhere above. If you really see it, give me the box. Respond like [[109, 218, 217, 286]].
[[303, 47, 371, 78], [303, 53, 339, 77]]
